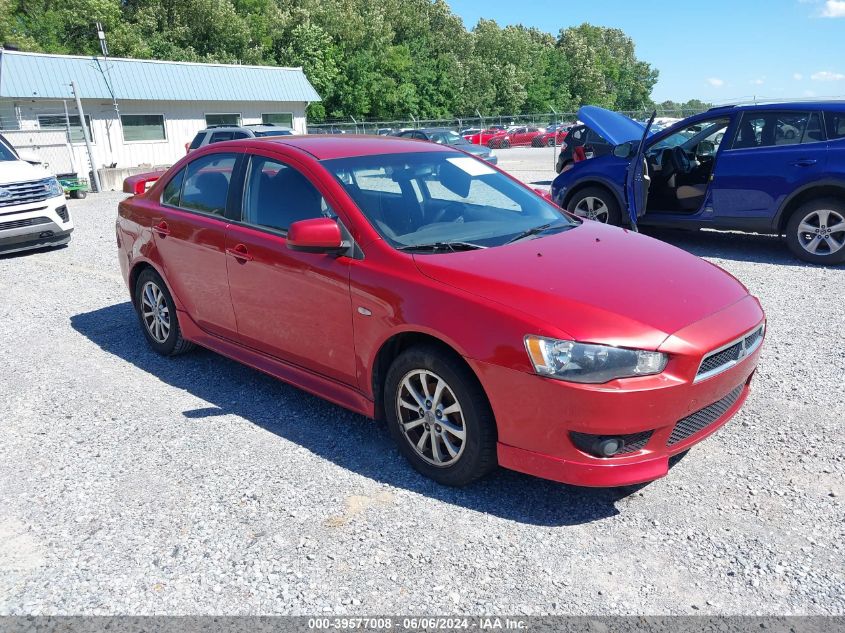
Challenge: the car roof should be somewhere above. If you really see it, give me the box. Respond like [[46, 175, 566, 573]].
[[708, 101, 845, 113], [233, 134, 452, 160]]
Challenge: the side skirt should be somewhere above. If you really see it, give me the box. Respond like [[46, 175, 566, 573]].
[[178, 309, 376, 419]]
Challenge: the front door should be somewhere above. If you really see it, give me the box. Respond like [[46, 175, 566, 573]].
[[710, 110, 828, 224], [153, 152, 240, 338], [224, 151, 357, 386]]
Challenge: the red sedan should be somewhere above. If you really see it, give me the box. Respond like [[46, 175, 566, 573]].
[[118, 136, 765, 487], [463, 127, 505, 147]]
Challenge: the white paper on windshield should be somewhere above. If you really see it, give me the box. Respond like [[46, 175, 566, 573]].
[[446, 156, 496, 176]]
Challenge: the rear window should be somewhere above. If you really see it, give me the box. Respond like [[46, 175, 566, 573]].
[[733, 111, 814, 149], [826, 111, 845, 140], [188, 132, 205, 150], [209, 131, 234, 144], [173, 153, 237, 215]]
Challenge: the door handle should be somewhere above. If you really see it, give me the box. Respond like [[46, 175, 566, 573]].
[[153, 221, 171, 236], [793, 159, 817, 167], [226, 243, 253, 262]]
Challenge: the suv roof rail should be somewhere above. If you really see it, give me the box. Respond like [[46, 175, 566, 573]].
[[707, 104, 737, 112], [205, 124, 237, 129]]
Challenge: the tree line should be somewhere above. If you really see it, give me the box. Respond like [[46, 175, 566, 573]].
[[0, 0, 707, 121]]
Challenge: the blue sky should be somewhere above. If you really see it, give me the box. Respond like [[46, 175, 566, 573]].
[[448, 0, 845, 103]]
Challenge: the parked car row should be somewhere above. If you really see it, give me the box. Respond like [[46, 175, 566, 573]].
[[552, 103, 845, 264]]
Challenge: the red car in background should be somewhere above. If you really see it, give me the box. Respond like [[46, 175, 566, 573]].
[[463, 127, 505, 147], [533, 125, 570, 147], [118, 135, 764, 488], [489, 126, 545, 149]]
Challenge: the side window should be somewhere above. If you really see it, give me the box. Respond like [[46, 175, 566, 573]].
[[733, 111, 809, 149], [803, 113, 824, 144], [825, 111, 845, 140], [188, 132, 205, 150], [413, 131, 427, 140], [180, 153, 237, 215], [232, 131, 250, 140], [209, 131, 234, 144], [162, 168, 185, 207], [242, 155, 332, 233]]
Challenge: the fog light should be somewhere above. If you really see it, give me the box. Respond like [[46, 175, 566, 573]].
[[595, 437, 622, 456]]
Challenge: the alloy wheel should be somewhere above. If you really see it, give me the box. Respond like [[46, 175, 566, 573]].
[[795, 208, 845, 256], [396, 369, 466, 467], [140, 280, 171, 343], [574, 196, 609, 222]]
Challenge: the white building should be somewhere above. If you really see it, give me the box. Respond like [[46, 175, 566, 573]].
[[0, 49, 321, 182]]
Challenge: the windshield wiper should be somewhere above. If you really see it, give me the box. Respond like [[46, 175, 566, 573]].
[[396, 241, 487, 253], [505, 220, 572, 244]]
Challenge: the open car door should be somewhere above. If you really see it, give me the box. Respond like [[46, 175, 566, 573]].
[[624, 112, 656, 230]]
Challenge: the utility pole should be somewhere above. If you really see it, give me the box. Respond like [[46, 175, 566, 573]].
[[62, 99, 80, 177], [95, 22, 121, 163], [70, 81, 101, 193]]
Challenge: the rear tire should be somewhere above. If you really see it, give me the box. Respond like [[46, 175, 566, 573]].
[[487, 139, 497, 149], [785, 198, 845, 265], [547, 138, 556, 147], [384, 345, 497, 486], [567, 186, 622, 225], [134, 268, 195, 356], [531, 137, 543, 148], [70, 190, 86, 199]]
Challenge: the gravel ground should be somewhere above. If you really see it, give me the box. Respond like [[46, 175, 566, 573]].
[[0, 153, 843, 616]]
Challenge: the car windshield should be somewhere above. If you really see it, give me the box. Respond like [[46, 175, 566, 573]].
[[0, 137, 17, 161], [323, 151, 573, 250], [254, 130, 292, 137]]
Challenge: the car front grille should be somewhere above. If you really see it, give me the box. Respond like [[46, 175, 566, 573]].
[[695, 324, 765, 382], [0, 178, 54, 208], [668, 384, 744, 446], [0, 216, 52, 231]]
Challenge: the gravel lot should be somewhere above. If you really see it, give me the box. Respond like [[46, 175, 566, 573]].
[[1, 150, 843, 615]]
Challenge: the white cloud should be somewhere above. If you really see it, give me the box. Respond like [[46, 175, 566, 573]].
[[750, 78, 765, 85], [707, 77, 725, 87], [793, 73, 803, 80], [811, 70, 845, 81], [821, 0, 845, 16], [804, 89, 818, 97]]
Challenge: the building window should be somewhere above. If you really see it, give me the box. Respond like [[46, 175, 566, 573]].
[[262, 113, 293, 128], [37, 114, 94, 143], [121, 114, 166, 142], [205, 113, 241, 127]]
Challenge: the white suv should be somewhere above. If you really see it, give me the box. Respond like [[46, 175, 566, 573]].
[[0, 133, 73, 255]]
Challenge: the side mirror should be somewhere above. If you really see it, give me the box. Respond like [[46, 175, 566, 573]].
[[287, 218, 347, 254], [613, 142, 633, 159]]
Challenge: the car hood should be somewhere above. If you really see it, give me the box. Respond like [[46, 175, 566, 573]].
[[0, 159, 51, 185], [578, 105, 645, 146], [413, 222, 749, 350]]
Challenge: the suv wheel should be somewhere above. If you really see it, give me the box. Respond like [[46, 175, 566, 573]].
[[384, 345, 497, 486], [134, 268, 195, 356], [786, 198, 845, 265], [567, 186, 622, 225]]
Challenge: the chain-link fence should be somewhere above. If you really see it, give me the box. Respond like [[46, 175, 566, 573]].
[[305, 108, 709, 134]]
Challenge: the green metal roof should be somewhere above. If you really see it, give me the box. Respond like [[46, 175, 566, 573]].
[[0, 50, 321, 102]]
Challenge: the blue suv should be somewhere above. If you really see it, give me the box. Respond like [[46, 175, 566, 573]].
[[551, 103, 845, 264]]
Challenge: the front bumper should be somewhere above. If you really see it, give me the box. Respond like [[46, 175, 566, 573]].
[[0, 194, 73, 255], [470, 299, 765, 487]]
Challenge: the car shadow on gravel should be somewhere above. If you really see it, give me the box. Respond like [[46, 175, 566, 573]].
[[639, 228, 824, 267], [72, 302, 662, 527]]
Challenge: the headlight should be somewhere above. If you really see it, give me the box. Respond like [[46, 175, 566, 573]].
[[45, 177, 64, 198], [524, 335, 667, 384]]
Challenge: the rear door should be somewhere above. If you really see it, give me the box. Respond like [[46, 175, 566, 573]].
[[153, 151, 241, 338], [710, 110, 828, 226], [224, 150, 357, 386]]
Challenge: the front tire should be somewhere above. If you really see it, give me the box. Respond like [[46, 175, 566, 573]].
[[500, 139, 511, 149], [567, 186, 622, 225], [384, 345, 497, 486], [134, 268, 195, 356], [785, 198, 845, 265]]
